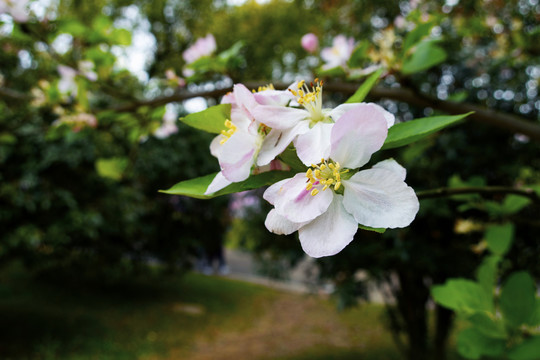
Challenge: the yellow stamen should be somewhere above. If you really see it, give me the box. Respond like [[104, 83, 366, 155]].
[[311, 189, 319, 196]]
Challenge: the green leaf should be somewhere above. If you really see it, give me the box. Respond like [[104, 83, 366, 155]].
[[468, 312, 506, 339], [95, 157, 128, 181], [457, 328, 505, 359], [508, 336, 540, 360], [278, 147, 308, 172], [431, 279, 493, 314], [317, 66, 346, 77], [528, 299, 540, 326], [501, 194, 531, 215], [217, 41, 244, 62], [111, 28, 132, 46], [347, 41, 370, 68], [57, 19, 88, 36], [381, 113, 472, 150], [180, 104, 230, 134], [358, 225, 386, 233], [345, 68, 384, 104], [160, 171, 296, 199], [402, 40, 447, 75], [485, 223, 514, 256], [476, 255, 501, 295], [403, 22, 434, 53], [500, 271, 537, 328]]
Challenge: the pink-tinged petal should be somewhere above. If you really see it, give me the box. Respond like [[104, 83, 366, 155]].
[[328, 103, 363, 121], [218, 130, 260, 165], [263, 178, 291, 205], [253, 89, 294, 106], [372, 159, 406, 181], [342, 167, 419, 229], [294, 122, 334, 166], [209, 134, 226, 158], [221, 148, 255, 182], [273, 173, 333, 223], [330, 104, 388, 169], [205, 172, 232, 195], [257, 121, 310, 166], [233, 84, 258, 115], [252, 105, 308, 129], [298, 195, 358, 258], [265, 209, 306, 235]]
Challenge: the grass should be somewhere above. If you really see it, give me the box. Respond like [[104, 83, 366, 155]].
[[0, 263, 431, 360]]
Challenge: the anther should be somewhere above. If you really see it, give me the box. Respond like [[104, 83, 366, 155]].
[[311, 189, 319, 196]]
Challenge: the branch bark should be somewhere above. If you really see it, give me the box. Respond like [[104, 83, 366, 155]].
[[105, 81, 540, 141], [416, 186, 540, 203]]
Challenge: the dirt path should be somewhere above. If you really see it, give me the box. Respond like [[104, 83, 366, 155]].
[[170, 292, 395, 360]]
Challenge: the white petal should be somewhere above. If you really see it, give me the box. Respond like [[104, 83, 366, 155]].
[[298, 195, 358, 258], [265, 209, 306, 235], [263, 178, 292, 205], [330, 104, 388, 169], [342, 167, 419, 229], [233, 84, 258, 114], [209, 134, 226, 158], [294, 122, 333, 166], [252, 105, 308, 129], [372, 159, 406, 181], [205, 172, 232, 195], [273, 173, 333, 223], [328, 103, 364, 121], [254, 89, 294, 106], [257, 122, 310, 166]]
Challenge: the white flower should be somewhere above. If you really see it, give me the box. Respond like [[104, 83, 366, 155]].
[[263, 106, 419, 258], [320, 35, 356, 70], [0, 0, 30, 22], [252, 80, 394, 166], [183, 34, 217, 64]]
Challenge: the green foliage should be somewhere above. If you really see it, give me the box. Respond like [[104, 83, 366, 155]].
[[180, 104, 231, 134], [402, 40, 447, 75], [161, 170, 296, 198], [381, 113, 472, 150], [345, 68, 384, 103]]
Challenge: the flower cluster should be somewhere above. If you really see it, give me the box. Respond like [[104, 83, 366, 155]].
[[206, 80, 419, 258]]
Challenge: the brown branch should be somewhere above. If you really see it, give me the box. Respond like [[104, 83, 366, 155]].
[[104, 81, 540, 141], [0, 87, 31, 100], [416, 186, 540, 203]]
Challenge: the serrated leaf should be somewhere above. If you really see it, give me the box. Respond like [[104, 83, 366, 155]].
[[402, 40, 447, 75], [431, 279, 493, 314], [485, 223, 514, 256], [381, 113, 472, 150], [508, 336, 540, 360], [160, 171, 296, 199], [457, 328, 506, 359], [345, 68, 384, 104], [180, 104, 230, 134], [500, 271, 536, 328]]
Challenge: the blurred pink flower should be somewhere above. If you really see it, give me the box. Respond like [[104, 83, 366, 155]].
[[0, 0, 30, 22], [320, 35, 356, 70], [301, 33, 319, 53], [183, 34, 217, 64]]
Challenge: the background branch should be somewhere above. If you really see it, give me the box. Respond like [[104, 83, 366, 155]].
[[105, 81, 540, 140], [416, 186, 540, 203]]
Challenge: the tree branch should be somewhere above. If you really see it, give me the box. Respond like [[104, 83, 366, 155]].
[[416, 186, 540, 203], [105, 81, 540, 141]]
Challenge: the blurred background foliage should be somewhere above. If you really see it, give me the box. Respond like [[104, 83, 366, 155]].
[[1, 0, 539, 359]]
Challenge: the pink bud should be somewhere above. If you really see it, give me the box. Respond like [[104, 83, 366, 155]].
[[301, 33, 319, 53]]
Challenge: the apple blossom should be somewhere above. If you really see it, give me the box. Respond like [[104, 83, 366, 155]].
[[0, 0, 30, 22], [252, 79, 394, 166], [182, 34, 217, 64], [321, 35, 356, 70], [154, 105, 179, 139], [205, 84, 293, 195], [263, 105, 419, 258], [301, 33, 319, 53]]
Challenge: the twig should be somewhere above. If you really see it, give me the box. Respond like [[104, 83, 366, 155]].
[[416, 186, 540, 203]]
